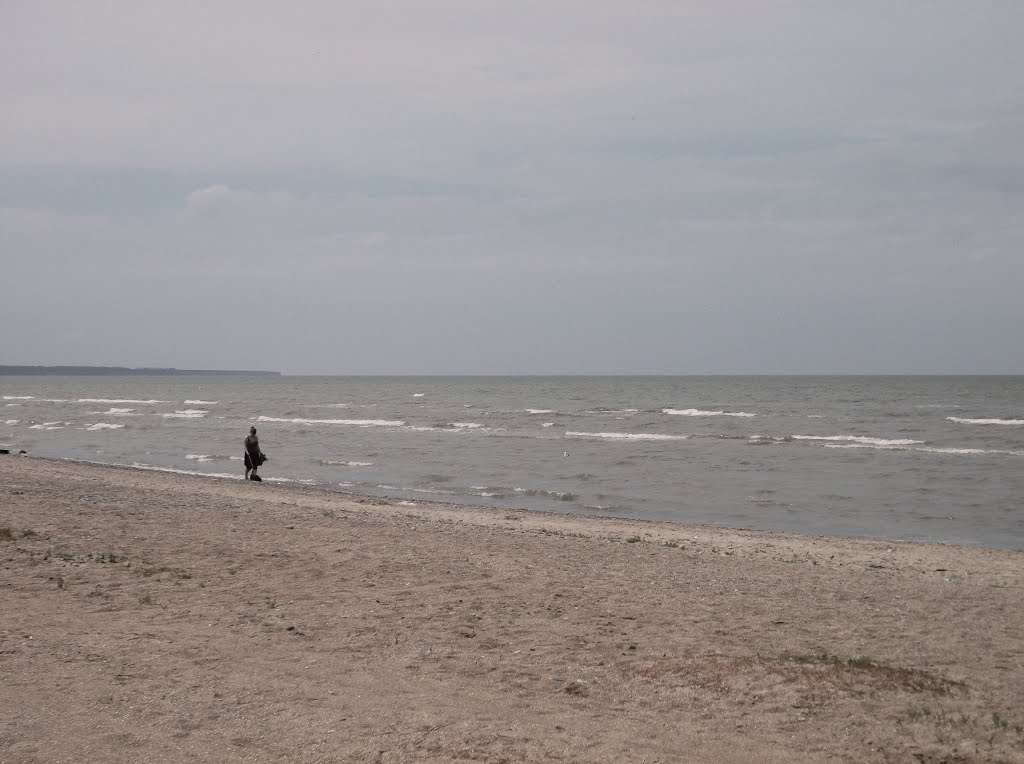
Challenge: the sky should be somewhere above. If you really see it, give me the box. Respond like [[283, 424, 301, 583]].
[[2, 1, 1022, 375]]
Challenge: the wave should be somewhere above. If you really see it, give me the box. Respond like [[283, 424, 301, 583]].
[[30, 421, 65, 430], [917, 447, 1024, 457], [793, 435, 924, 447], [321, 460, 374, 466], [822, 443, 910, 451], [92, 407, 135, 416], [525, 409, 555, 414], [513, 486, 577, 502], [2, 395, 33, 400], [257, 416, 405, 427], [663, 408, 756, 417], [128, 463, 242, 480], [947, 416, 1024, 426], [541, 422, 555, 428], [565, 430, 688, 441], [86, 423, 125, 431], [161, 409, 208, 419], [822, 443, 1023, 458], [413, 393, 425, 397], [184, 399, 219, 405], [4, 419, 18, 425], [577, 408, 640, 416], [78, 398, 168, 404]]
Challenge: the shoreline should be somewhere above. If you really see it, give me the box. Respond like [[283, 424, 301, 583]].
[[43, 454, 1024, 553], [3, 456, 1023, 762]]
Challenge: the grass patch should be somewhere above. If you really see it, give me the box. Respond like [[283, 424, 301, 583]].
[[628, 653, 967, 698], [781, 652, 967, 696]]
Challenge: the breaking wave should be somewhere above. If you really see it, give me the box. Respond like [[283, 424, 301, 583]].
[[663, 408, 756, 417], [565, 431, 688, 441], [161, 409, 208, 419], [793, 435, 924, 446], [78, 398, 167, 404], [947, 417, 1024, 426], [257, 416, 404, 427]]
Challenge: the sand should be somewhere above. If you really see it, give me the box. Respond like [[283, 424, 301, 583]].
[[1, 456, 1022, 763]]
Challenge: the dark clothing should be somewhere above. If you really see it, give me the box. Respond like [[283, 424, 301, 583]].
[[244, 432, 264, 478]]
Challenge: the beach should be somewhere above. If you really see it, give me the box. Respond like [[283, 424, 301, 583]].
[[2, 457, 1022, 763]]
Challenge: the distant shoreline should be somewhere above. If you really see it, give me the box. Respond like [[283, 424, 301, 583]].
[[0, 365, 280, 376]]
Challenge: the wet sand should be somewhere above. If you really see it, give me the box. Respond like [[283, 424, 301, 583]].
[[2, 456, 1023, 762]]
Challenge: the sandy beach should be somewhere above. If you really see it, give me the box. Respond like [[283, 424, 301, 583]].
[[2, 456, 1022, 763]]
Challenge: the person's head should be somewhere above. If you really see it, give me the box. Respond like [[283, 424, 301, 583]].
[[250, 427, 257, 435]]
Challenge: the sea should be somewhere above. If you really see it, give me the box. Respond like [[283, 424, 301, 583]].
[[2, 375, 1022, 549]]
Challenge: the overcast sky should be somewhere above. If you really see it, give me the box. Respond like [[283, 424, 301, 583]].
[[2, 1, 1022, 374]]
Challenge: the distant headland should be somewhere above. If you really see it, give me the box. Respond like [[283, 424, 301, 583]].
[[0, 366, 281, 376]]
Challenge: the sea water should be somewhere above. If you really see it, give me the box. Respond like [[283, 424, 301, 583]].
[[2, 375, 1022, 548]]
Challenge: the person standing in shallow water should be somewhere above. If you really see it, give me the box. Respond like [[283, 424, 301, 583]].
[[244, 427, 264, 481]]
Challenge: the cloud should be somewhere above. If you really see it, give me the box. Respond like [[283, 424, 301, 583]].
[[1, 1, 1022, 372]]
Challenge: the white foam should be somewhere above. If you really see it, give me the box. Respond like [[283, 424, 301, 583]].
[[321, 460, 374, 466], [947, 416, 1024, 426], [918, 447, 1024, 457], [823, 443, 908, 451], [5, 403, 20, 407], [578, 408, 641, 416], [185, 454, 214, 462], [161, 409, 208, 418], [4, 419, 18, 425], [794, 435, 924, 446], [184, 399, 219, 405], [565, 431, 688, 441], [663, 408, 756, 417], [413, 393, 425, 397], [449, 422, 483, 429], [821, 443, 1024, 458], [30, 421, 64, 430], [2, 395, 33, 400], [86, 423, 125, 431], [93, 407, 136, 415], [542, 422, 555, 428], [78, 398, 167, 404], [128, 463, 242, 480], [257, 415, 405, 427], [526, 409, 555, 414]]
